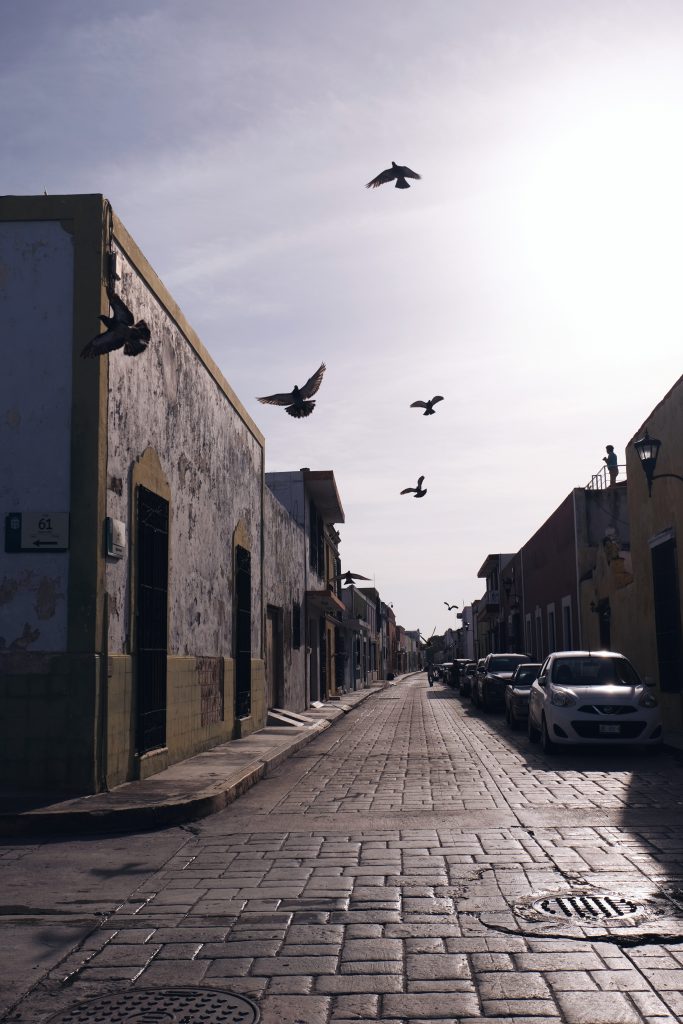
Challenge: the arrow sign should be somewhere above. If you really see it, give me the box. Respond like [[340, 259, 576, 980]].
[[4, 512, 70, 553]]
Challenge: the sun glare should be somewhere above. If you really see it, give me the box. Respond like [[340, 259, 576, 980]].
[[516, 98, 683, 344]]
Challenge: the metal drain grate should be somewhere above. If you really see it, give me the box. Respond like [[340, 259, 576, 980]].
[[45, 988, 260, 1024], [532, 894, 640, 921]]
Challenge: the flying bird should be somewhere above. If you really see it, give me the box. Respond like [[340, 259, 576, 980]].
[[80, 288, 151, 359], [332, 570, 371, 587], [257, 362, 326, 418], [401, 475, 427, 498], [444, 602, 459, 611], [366, 162, 421, 190], [410, 395, 444, 416]]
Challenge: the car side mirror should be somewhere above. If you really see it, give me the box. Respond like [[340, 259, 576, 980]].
[[537, 676, 547, 687]]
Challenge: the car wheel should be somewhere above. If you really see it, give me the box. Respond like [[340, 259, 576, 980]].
[[528, 711, 540, 743], [541, 715, 556, 754]]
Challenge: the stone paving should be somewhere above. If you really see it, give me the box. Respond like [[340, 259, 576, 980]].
[[5, 675, 683, 1023]]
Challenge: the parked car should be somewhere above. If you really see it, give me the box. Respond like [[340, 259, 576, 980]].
[[460, 661, 477, 697], [453, 659, 471, 689], [473, 653, 531, 711], [435, 661, 454, 686], [527, 650, 662, 753], [504, 662, 542, 728], [471, 658, 487, 705]]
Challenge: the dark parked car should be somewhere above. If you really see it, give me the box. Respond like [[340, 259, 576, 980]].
[[459, 661, 477, 697], [473, 653, 531, 711], [504, 662, 541, 728], [471, 658, 487, 705], [438, 662, 455, 686], [452, 659, 471, 689]]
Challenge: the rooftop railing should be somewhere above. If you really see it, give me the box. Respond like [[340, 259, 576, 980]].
[[585, 464, 626, 490]]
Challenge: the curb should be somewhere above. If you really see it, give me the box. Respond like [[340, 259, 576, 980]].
[[0, 685, 386, 838]]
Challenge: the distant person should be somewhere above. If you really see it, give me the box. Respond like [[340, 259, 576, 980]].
[[427, 665, 434, 687], [603, 445, 618, 486]]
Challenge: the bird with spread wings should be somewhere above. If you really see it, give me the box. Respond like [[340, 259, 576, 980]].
[[257, 362, 326, 418], [80, 287, 151, 359], [366, 162, 421, 190], [410, 396, 444, 416], [401, 475, 427, 498], [332, 570, 371, 588]]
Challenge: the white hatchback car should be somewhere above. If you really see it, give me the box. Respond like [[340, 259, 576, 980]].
[[528, 651, 662, 753]]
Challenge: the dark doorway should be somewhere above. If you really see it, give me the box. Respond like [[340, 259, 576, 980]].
[[319, 617, 327, 700], [266, 605, 284, 709], [136, 485, 169, 754], [652, 538, 683, 693], [235, 545, 252, 718], [335, 627, 346, 690], [595, 598, 611, 649]]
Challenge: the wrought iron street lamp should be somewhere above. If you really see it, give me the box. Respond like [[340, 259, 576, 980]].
[[634, 430, 683, 497]]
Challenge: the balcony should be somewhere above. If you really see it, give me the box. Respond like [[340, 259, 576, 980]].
[[476, 589, 500, 620]]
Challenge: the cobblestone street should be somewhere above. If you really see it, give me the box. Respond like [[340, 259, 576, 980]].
[[5, 674, 683, 1024]]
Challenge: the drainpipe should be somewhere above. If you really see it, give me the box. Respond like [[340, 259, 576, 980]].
[[96, 592, 109, 792], [520, 547, 526, 652], [572, 489, 583, 648], [303, 482, 310, 704]]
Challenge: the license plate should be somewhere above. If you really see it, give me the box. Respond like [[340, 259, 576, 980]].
[[599, 724, 621, 735]]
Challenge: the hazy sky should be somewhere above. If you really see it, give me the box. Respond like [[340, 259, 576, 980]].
[[4, 1, 683, 634]]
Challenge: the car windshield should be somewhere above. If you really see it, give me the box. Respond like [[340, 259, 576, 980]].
[[488, 657, 528, 673], [550, 656, 641, 687], [513, 666, 540, 685]]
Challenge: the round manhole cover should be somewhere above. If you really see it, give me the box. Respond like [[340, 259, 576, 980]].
[[45, 988, 260, 1024], [533, 894, 640, 921]]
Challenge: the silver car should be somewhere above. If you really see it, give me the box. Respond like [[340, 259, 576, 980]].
[[528, 651, 662, 753]]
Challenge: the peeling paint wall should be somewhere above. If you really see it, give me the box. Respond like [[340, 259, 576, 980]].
[[105, 245, 264, 658], [264, 485, 307, 712], [0, 220, 72, 651]]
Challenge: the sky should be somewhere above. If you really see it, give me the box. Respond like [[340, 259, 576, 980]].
[[4, 0, 683, 634]]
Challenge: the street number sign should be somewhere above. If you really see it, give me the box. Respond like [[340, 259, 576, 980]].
[[4, 512, 69, 552]]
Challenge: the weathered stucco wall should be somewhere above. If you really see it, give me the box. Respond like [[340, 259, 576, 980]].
[[264, 485, 307, 712], [105, 243, 264, 659], [0, 220, 73, 652]]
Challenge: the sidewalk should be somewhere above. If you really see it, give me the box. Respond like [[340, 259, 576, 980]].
[[0, 676, 418, 838]]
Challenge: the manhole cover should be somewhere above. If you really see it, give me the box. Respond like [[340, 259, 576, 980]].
[[532, 894, 640, 921], [45, 988, 259, 1024]]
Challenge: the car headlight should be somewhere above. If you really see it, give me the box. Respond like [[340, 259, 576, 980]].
[[639, 690, 658, 708], [550, 687, 576, 707]]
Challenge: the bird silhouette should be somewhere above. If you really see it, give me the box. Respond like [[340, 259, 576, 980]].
[[401, 475, 427, 498], [257, 362, 326, 418], [410, 396, 444, 416], [80, 287, 151, 359], [366, 162, 421, 190], [444, 602, 459, 611], [332, 570, 371, 587]]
